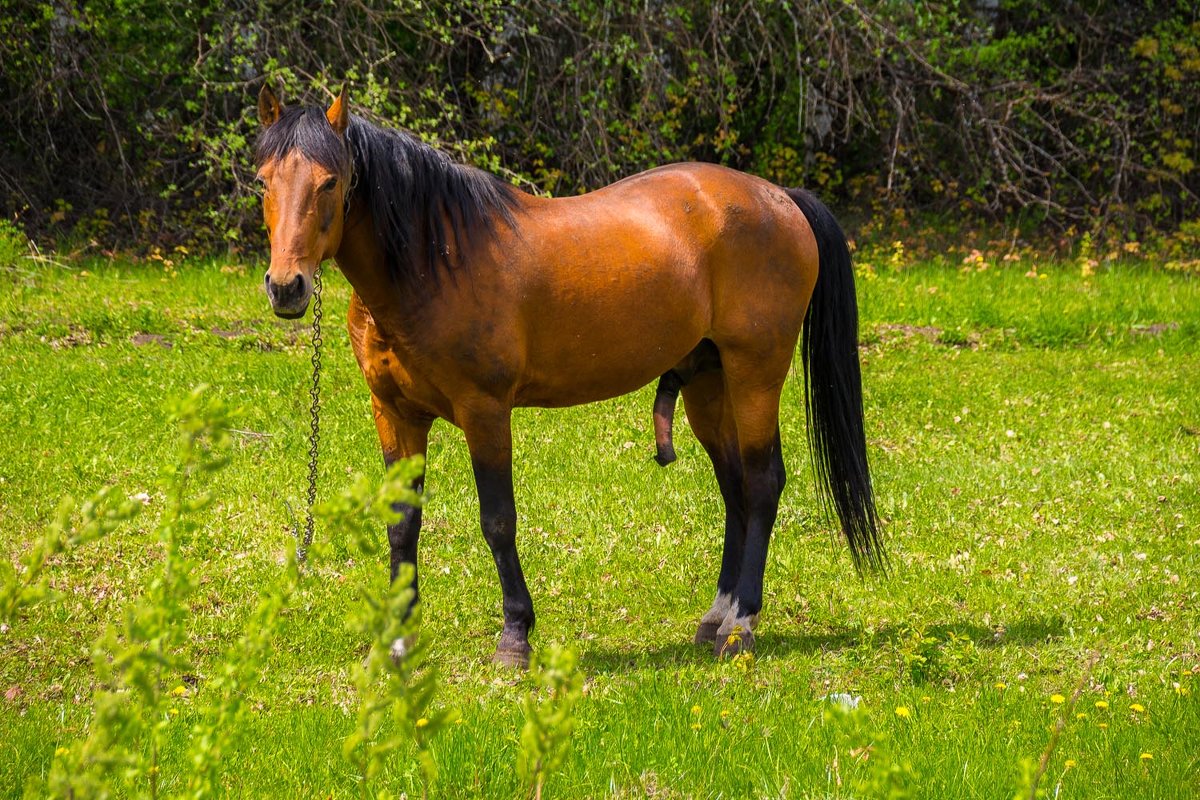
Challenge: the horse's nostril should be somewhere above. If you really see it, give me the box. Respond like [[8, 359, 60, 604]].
[[265, 273, 306, 302]]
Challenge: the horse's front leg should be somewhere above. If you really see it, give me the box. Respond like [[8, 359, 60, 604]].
[[460, 404, 535, 667], [372, 396, 433, 656]]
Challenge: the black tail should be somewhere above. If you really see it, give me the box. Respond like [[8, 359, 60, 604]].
[[787, 188, 885, 571]]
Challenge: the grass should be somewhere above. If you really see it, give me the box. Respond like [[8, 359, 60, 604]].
[[1, 254, 1198, 797]]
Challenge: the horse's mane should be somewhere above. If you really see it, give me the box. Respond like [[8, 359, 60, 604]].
[[255, 106, 518, 286]]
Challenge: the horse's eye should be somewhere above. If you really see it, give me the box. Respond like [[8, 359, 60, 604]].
[[319, 177, 338, 194]]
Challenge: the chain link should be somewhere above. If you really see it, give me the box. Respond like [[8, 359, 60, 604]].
[[296, 264, 323, 564]]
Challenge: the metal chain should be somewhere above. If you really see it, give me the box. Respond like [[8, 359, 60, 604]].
[[296, 264, 323, 564]]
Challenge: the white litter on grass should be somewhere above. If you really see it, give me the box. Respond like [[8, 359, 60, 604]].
[[820, 693, 862, 710]]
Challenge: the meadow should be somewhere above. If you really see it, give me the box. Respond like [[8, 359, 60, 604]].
[[1, 251, 1197, 798]]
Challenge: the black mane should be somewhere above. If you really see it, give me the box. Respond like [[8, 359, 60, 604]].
[[255, 106, 518, 286]]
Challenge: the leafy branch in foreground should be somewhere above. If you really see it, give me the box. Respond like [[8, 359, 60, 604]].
[[0, 488, 141, 626], [343, 566, 455, 800], [324, 459, 457, 800], [43, 387, 284, 799], [181, 564, 295, 800], [13, 390, 451, 797], [519, 644, 585, 800]]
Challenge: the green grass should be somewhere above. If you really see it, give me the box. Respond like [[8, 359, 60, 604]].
[[1, 256, 1198, 797]]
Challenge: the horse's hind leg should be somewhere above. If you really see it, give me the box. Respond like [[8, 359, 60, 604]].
[[681, 370, 746, 645], [710, 355, 790, 657]]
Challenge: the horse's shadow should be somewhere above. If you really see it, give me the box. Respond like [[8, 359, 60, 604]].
[[580, 615, 1066, 674]]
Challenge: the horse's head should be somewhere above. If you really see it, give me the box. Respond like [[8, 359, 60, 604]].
[[255, 85, 352, 318]]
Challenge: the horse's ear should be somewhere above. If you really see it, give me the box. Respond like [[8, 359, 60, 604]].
[[258, 84, 283, 128], [326, 84, 349, 136]]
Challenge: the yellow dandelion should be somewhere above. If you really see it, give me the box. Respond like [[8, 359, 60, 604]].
[[1174, 684, 1191, 696], [170, 685, 187, 697], [1050, 694, 1066, 704], [691, 722, 701, 730], [168, 707, 179, 716], [1076, 713, 1087, 720], [895, 706, 911, 718], [1097, 722, 1108, 730], [415, 718, 429, 728], [691, 704, 702, 716], [994, 682, 1007, 690], [1095, 700, 1109, 710], [1183, 669, 1193, 677], [1140, 752, 1153, 761], [719, 709, 730, 719], [921, 695, 931, 702], [1065, 759, 1077, 769], [1130, 703, 1145, 713], [54, 747, 69, 757]]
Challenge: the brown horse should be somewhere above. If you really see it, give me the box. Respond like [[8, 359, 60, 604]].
[[254, 86, 882, 666]]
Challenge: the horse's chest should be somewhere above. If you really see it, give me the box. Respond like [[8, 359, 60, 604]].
[[359, 345, 403, 396], [358, 339, 416, 401], [351, 323, 451, 419]]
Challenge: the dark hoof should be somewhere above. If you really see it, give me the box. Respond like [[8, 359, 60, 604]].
[[493, 647, 532, 669], [694, 621, 720, 645], [493, 628, 532, 669], [714, 626, 755, 659], [654, 445, 677, 467]]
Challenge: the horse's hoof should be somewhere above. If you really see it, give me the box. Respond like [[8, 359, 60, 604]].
[[494, 628, 532, 669], [492, 647, 532, 669], [654, 445, 677, 467], [694, 621, 720, 644], [713, 624, 755, 658]]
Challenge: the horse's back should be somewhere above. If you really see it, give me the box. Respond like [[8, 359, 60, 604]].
[[525, 162, 816, 287]]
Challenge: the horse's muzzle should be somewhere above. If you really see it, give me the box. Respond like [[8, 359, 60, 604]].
[[265, 271, 312, 319]]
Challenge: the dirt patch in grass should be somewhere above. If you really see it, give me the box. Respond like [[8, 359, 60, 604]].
[[1130, 322, 1180, 337], [131, 332, 172, 348]]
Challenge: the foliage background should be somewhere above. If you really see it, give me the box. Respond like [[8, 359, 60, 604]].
[[0, 0, 1197, 252]]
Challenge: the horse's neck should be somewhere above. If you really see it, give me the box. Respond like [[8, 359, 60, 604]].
[[333, 205, 418, 337]]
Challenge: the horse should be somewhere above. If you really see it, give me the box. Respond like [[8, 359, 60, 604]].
[[253, 85, 883, 667]]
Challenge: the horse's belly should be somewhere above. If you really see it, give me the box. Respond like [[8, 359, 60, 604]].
[[516, 359, 682, 408], [514, 298, 706, 407]]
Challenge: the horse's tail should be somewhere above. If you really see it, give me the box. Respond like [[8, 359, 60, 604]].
[[787, 188, 885, 572]]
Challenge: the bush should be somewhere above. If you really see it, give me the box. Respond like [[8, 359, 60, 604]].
[[1, 1, 1196, 250], [0, 218, 29, 268]]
